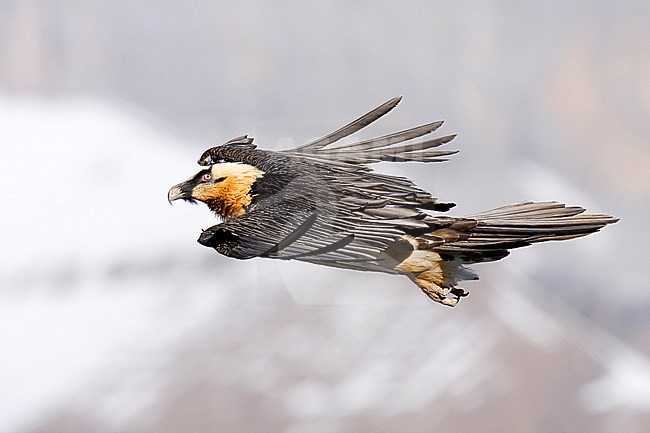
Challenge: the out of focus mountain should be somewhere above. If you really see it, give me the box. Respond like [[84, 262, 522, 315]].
[[1, 1, 648, 432]]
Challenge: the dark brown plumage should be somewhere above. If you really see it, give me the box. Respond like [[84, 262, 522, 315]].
[[168, 97, 618, 306]]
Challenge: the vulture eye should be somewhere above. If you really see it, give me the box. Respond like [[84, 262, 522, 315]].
[[201, 173, 212, 182]]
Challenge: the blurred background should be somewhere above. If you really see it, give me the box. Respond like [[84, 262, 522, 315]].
[[1, 1, 649, 432]]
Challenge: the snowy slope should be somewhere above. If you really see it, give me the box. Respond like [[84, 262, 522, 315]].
[[0, 96, 231, 430]]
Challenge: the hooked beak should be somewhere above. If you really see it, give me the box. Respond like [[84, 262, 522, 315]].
[[167, 182, 192, 205]]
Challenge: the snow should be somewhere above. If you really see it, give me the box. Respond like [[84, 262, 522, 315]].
[[0, 95, 222, 430], [581, 351, 650, 413], [0, 96, 210, 274]]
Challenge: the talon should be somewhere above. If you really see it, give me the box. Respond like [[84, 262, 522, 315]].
[[450, 287, 469, 298]]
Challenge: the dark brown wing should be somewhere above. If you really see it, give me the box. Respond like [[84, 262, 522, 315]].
[[200, 97, 458, 169], [199, 205, 406, 274], [282, 96, 458, 165], [197, 149, 458, 273]]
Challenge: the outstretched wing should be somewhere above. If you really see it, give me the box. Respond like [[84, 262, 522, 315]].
[[197, 156, 450, 273], [198, 97, 459, 167], [198, 194, 413, 274], [281, 96, 458, 165]]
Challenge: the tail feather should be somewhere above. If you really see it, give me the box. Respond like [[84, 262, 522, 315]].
[[396, 201, 618, 307], [471, 201, 585, 218], [468, 201, 617, 243]]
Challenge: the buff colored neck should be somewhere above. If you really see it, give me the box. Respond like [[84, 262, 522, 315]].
[[192, 162, 264, 220]]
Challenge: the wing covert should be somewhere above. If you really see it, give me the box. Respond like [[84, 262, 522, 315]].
[[197, 189, 412, 273]]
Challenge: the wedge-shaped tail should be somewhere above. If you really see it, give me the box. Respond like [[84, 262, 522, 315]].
[[396, 201, 618, 306]]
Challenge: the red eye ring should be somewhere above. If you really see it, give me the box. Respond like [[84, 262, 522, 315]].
[[201, 173, 212, 182]]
